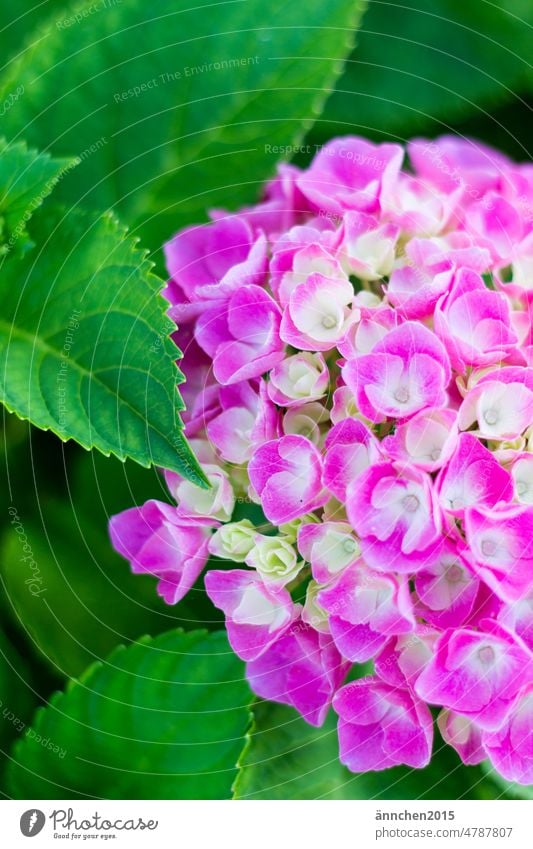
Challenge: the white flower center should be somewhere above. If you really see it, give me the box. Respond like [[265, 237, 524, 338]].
[[402, 494, 420, 513], [483, 408, 499, 426], [394, 386, 410, 404], [321, 314, 337, 329], [478, 645, 495, 666], [446, 563, 463, 583], [481, 538, 497, 558]]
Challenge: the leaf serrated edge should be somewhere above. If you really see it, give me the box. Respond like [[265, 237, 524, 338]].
[[0, 204, 208, 486], [0, 136, 79, 254], [7, 628, 201, 757]]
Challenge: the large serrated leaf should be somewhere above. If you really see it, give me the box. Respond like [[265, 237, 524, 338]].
[[0, 205, 205, 483], [0, 0, 367, 249], [0, 137, 76, 254], [234, 701, 509, 800], [7, 629, 252, 799]]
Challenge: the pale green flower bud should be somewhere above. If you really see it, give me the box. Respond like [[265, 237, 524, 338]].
[[246, 534, 302, 586], [208, 519, 256, 561]]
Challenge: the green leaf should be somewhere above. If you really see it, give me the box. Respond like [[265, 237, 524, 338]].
[[0, 1, 65, 64], [0, 137, 76, 254], [314, 0, 533, 144], [1, 0, 367, 249], [0, 495, 214, 677], [0, 205, 205, 483], [0, 627, 37, 781], [234, 701, 508, 799], [7, 629, 252, 799]]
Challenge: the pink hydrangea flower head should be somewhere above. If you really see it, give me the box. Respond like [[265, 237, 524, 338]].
[[246, 620, 350, 726], [248, 435, 327, 524], [111, 132, 533, 783], [109, 500, 210, 604], [297, 136, 404, 215], [346, 461, 442, 573], [415, 620, 533, 730], [204, 569, 297, 661], [343, 321, 451, 423], [317, 561, 415, 662], [464, 502, 533, 602], [333, 678, 433, 771]]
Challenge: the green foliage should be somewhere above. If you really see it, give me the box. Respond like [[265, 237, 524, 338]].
[[1, 0, 366, 249], [1, 496, 193, 676], [7, 629, 252, 799], [234, 701, 510, 800], [313, 0, 533, 145], [0, 205, 205, 482], [0, 627, 37, 782], [0, 137, 76, 254], [0, 0, 65, 62]]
